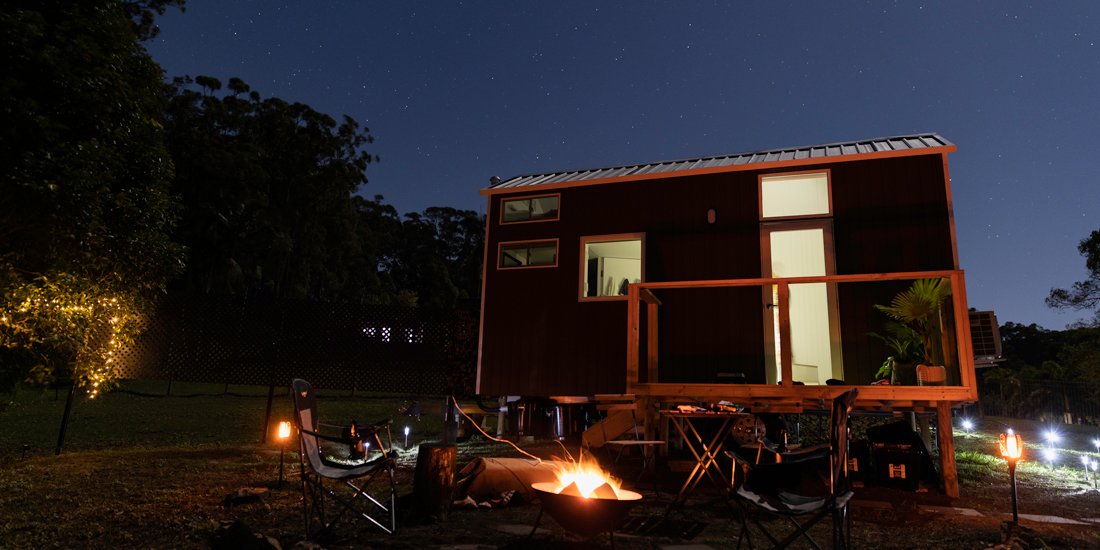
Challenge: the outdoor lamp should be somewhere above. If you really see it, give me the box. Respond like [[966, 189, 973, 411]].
[[1093, 438, 1100, 453], [404, 426, 410, 448], [1041, 448, 1057, 469], [1044, 430, 1060, 447], [277, 421, 292, 484], [1082, 455, 1092, 481], [998, 432, 1023, 525], [961, 419, 974, 435], [1092, 461, 1099, 490]]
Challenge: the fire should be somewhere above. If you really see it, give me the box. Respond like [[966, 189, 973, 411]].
[[549, 458, 624, 499]]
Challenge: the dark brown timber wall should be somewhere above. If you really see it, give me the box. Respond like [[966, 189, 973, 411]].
[[479, 154, 953, 396]]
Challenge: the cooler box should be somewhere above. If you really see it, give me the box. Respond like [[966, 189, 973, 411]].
[[847, 440, 871, 486], [872, 442, 922, 491]]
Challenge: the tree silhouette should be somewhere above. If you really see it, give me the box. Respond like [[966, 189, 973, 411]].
[[1047, 229, 1100, 326]]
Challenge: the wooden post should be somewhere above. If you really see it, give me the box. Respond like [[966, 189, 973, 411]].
[[936, 401, 959, 498], [646, 302, 659, 383], [414, 443, 457, 520]]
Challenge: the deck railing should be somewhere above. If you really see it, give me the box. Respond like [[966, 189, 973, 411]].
[[626, 270, 978, 411]]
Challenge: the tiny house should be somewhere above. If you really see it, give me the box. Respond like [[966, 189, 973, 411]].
[[476, 134, 977, 495]]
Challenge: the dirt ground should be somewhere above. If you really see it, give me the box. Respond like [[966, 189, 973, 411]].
[[2, 436, 1098, 549], [216, 437, 1100, 550]]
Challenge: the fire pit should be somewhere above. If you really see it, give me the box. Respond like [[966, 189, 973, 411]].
[[528, 460, 643, 542]]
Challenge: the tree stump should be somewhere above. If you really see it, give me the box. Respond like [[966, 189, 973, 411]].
[[413, 443, 457, 520]]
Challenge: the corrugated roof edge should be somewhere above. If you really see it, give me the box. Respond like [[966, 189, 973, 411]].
[[488, 132, 953, 190]]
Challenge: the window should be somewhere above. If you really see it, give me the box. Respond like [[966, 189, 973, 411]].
[[760, 171, 831, 219], [501, 194, 560, 223], [498, 240, 558, 269], [580, 234, 643, 300]]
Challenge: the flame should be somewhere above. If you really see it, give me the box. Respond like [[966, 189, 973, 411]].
[[548, 456, 623, 499]]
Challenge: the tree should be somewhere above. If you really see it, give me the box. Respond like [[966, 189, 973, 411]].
[[163, 76, 380, 301], [0, 1, 184, 398], [1047, 229, 1100, 326], [389, 208, 484, 310]]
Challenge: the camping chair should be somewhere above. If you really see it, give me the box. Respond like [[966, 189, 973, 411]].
[[291, 378, 398, 536], [729, 388, 858, 549]]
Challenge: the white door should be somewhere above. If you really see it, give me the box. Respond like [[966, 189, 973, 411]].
[[761, 222, 843, 385]]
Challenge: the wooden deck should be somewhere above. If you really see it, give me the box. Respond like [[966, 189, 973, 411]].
[[622, 270, 979, 498]]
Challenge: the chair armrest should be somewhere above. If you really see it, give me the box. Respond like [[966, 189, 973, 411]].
[[299, 427, 361, 445], [779, 443, 829, 464]]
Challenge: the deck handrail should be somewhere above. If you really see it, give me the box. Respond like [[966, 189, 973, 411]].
[[625, 269, 977, 403]]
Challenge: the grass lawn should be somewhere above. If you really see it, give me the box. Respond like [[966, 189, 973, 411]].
[[1, 382, 1098, 548]]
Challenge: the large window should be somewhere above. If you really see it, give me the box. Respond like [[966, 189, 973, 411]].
[[498, 240, 558, 269], [760, 171, 830, 219], [580, 234, 643, 300], [501, 194, 560, 223]]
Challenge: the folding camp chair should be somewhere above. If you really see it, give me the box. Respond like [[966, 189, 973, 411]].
[[730, 388, 858, 549], [292, 378, 398, 536]]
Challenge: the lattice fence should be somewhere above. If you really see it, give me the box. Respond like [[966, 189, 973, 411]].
[[114, 295, 478, 395]]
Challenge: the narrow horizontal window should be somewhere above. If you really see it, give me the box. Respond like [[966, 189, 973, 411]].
[[498, 240, 558, 269], [580, 234, 644, 301], [501, 194, 560, 223], [761, 171, 830, 219]]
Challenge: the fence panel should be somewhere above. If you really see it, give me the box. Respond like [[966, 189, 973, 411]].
[[114, 295, 476, 395]]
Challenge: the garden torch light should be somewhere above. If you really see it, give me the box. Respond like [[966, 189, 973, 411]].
[[404, 426, 410, 448], [961, 419, 974, 436], [277, 421, 292, 484], [999, 431, 1023, 526]]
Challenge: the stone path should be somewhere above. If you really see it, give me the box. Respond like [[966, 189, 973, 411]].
[[438, 500, 1095, 550]]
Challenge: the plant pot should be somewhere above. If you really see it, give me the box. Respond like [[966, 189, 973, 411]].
[[916, 364, 946, 386], [891, 362, 918, 386]]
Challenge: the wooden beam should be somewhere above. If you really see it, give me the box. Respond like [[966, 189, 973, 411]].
[[626, 284, 639, 391], [639, 288, 662, 305], [937, 401, 960, 498], [778, 281, 793, 387], [646, 301, 659, 383]]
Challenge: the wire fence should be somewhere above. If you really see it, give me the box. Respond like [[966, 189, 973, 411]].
[[979, 377, 1100, 426]]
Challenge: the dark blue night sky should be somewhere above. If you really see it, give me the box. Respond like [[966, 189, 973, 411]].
[[147, 1, 1100, 329]]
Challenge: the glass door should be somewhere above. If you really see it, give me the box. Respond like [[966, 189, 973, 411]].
[[761, 221, 843, 385]]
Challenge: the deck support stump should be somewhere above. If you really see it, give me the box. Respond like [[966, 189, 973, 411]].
[[936, 402, 959, 498], [414, 443, 457, 520]]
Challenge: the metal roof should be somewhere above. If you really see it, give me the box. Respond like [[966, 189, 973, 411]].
[[488, 133, 953, 190]]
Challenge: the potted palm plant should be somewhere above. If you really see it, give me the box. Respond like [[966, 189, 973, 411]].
[[869, 321, 922, 384], [873, 278, 952, 384]]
